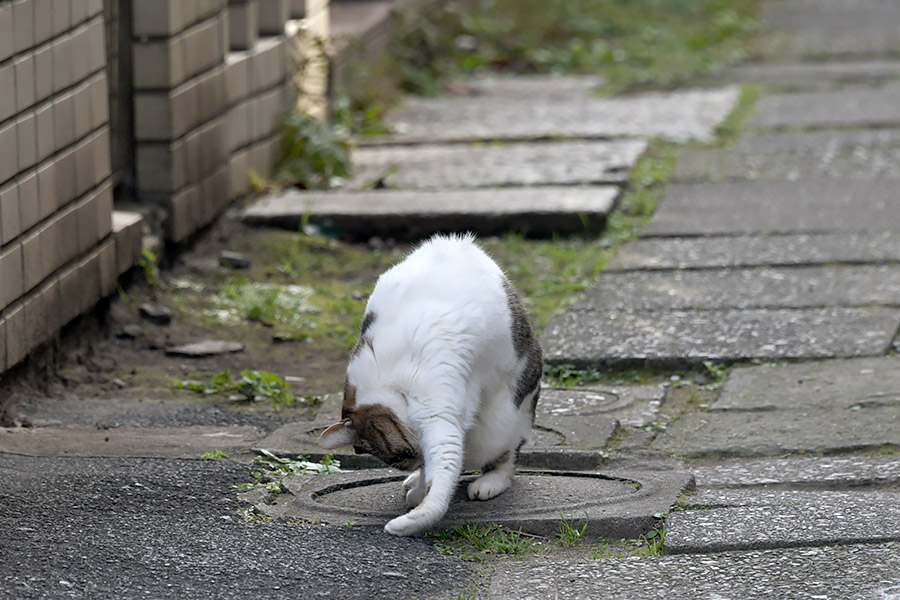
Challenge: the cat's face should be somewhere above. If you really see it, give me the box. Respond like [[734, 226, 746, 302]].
[[319, 383, 421, 470]]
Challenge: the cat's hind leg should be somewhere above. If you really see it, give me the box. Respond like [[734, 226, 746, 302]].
[[468, 449, 516, 501], [402, 467, 426, 509]]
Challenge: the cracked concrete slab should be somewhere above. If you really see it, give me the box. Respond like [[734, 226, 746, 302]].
[[247, 468, 694, 540], [650, 406, 900, 458], [574, 265, 900, 312], [241, 186, 619, 240], [0, 425, 263, 458], [715, 356, 900, 411], [541, 307, 900, 366], [690, 455, 900, 487], [376, 80, 738, 144], [667, 489, 900, 553], [644, 179, 900, 237], [604, 232, 900, 271], [349, 139, 647, 189], [489, 542, 900, 600], [674, 128, 900, 182], [747, 84, 900, 131]]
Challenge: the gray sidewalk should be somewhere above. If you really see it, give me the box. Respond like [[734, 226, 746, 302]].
[[3, 1, 900, 599]]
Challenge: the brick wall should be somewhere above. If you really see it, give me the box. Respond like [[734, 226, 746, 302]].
[[132, 0, 331, 243], [0, 0, 142, 372], [0, 0, 328, 374]]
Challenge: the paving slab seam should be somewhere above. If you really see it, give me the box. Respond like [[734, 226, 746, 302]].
[[355, 133, 654, 147], [663, 536, 900, 556]]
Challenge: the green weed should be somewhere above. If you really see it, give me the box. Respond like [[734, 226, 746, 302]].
[[556, 512, 589, 546], [239, 450, 345, 494], [139, 248, 160, 287], [197, 449, 230, 460], [274, 109, 352, 190], [588, 527, 666, 559], [175, 369, 297, 408]]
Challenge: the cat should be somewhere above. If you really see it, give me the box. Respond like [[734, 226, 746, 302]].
[[319, 233, 542, 536]]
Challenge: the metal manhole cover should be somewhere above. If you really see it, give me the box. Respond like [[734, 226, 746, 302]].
[[247, 468, 694, 540]]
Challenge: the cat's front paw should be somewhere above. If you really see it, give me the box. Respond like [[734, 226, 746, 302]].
[[384, 513, 425, 537], [467, 471, 512, 501]]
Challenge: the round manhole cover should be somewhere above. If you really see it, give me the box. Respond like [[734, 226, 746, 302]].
[[540, 389, 632, 416], [310, 472, 640, 519]]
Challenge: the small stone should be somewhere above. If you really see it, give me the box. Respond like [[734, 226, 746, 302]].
[[218, 250, 252, 270], [165, 340, 245, 357], [352, 291, 368, 301], [117, 324, 143, 339], [111, 378, 127, 389], [138, 303, 172, 325]]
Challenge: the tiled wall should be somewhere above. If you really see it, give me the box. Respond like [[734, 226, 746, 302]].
[[0, 0, 142, 372], [0, 0, 329, 373]]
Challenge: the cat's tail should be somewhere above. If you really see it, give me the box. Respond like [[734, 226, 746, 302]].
[[384, 414, 464, 536]]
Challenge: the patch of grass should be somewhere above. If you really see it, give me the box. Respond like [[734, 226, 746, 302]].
[[589, 527, 666, 559], [389, 0, 760, 96], [556, 513, 589, 546], [429, 522, 543, 561], [542, 362, 691, 387], [197, 449, 230, 460], [174, 368, 297, 408], [713, 84, 763, 144]]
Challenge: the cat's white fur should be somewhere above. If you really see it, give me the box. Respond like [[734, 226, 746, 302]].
[[320, 233, 540, 536]]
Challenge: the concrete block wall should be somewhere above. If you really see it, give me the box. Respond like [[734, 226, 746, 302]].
[[0, 0, 142, 373], [132, 0, 325, 243]]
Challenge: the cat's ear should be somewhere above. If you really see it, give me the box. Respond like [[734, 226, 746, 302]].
[[319, 420, 358, 449]]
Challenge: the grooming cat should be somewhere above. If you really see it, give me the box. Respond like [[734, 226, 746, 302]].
[[319, 233, 542, 536]]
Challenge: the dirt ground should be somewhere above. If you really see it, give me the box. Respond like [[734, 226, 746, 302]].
[[0, 217, 389, 435]]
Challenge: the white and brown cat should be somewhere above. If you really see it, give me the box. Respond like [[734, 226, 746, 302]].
[[319, 233, 542, 536]]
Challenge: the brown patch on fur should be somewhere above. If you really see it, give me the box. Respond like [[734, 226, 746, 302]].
[[502, 278, 543, 408], [341, 380, 357, 418], [346, 403, 420, 470]]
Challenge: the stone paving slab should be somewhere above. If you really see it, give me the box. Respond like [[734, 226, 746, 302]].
[[489, 542, 900, 600], [0, 425, 263, 458], [726, 60, 900, 90], [666, 489, 900, 553], [247, 467, 694, 541], [760, 0, 900, 60], [241, 186, 619, 240], [574, 265, 900, 312], [374, 81, 738, 144], [350, 139, 647, 189], [605, 232, 900, 271], [715, 356, 900, 411], [541, 307, 900, 366], [690, 455, 900, 488], [643, 179, 900, 237], [674, 128, 900, 182], [650, 406, 900, 458], [746, 84, 900, 131]]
